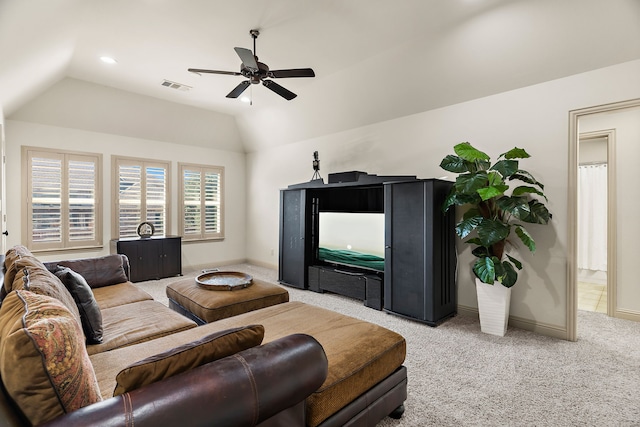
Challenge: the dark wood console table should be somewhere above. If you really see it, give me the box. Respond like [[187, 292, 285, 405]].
[[111, 236, 182, 282]]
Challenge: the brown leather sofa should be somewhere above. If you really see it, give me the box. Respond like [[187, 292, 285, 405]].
[[0, 246, 407, 426], [0, 247, 327, 427]]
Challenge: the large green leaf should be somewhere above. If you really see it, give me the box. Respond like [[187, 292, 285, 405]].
[[520, 200, 551, 224], [472, 245, 490, 258], [490, 160, 519, 178], [515, 225, 536, 252], [455, 215, 483, 238], [512, 185, 548, 201], [496, 196, 531, 219], [509, 170, 544, 190], [498, 261, 518, 287], [473, 257, 495, 284], [465, 237, 483, 246], [499, 147, 530, 160], [487, 171, 505, 186], [477, 184, 509, 201], [454, 172, 488, 194], [442, 192, 481, 212], [476, 218, 510, 246], [506, 254, 523, 270], [440, 155, 470, 173], [454, 142, 490, 162]]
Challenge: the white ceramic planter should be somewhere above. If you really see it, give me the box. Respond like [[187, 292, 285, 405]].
[[475, 278, 512, 336]]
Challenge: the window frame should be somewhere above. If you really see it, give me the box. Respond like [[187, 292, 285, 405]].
[[178, 162, 225, 242], [22, 146, 102, 252], [112, 156, 171, 240]]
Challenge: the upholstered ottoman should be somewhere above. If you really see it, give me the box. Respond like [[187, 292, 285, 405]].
[[166, 275, 289, 324]]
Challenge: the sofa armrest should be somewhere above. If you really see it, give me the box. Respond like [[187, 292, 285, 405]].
[[41, 334, 327, 427]]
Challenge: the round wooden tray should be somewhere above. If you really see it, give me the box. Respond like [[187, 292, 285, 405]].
[[195, 271, 253, 291]]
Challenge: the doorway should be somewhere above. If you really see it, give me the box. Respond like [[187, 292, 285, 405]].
[[568, 98, 640, 341], [577, 132, 612, 315]]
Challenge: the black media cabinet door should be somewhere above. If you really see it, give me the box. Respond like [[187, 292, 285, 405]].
[[279, 189, 309, 288], [114, 237, 182, 282], [384, 180, 456, 325]]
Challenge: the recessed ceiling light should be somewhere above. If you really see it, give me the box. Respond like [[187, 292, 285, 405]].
[[100, 56, 118, 64]]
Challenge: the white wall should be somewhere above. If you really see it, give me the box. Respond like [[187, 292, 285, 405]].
[[246, 59, 640, 335], [580, 107, 640, 314], [5, 120, 246, 270]]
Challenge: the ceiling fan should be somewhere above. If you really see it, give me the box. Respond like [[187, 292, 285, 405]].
[[188, 29, 315, 101]]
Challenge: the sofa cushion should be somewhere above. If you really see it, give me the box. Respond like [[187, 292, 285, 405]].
[[113, 324, 265, 396], [91, 282, 154, 310], [51, 254, 129, 288], [199, 301, 406, 427], [0, 290, 102, 425], [55, 266, 103, 344], [86, 300, 197, 355]]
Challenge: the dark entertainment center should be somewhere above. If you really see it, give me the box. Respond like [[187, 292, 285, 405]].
[[278, 171, 457, 326]]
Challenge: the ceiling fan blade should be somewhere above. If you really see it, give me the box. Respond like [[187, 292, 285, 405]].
[[263, 80, 297, 100], [226, 81, 251, 98], [234, 47, 259, 73], [188, 68, 242, 76], [269, 68, 315, 78]]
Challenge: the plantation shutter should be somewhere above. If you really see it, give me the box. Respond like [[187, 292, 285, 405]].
[[204, 170, 221, 234], [25, 148, 101, 251], [183, 169, 201, 236], [30, 155, 63, 245], [145, 166, 166, 236], [118, 163, 142, 238], [179, 164, 224, 241], [68, 157, 96, 242], [115, 158, 170, 239]]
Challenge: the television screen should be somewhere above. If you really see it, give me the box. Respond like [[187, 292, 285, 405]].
[[318, 212, 385, 256]]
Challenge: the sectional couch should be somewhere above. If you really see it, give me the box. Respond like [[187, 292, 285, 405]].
[[0, 245, 406, 426]]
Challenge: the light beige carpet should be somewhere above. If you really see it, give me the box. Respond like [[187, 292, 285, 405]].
[[136, 264, 640, 427]]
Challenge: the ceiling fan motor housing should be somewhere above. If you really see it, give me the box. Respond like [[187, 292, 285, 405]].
[[243, 61, 270, 83]]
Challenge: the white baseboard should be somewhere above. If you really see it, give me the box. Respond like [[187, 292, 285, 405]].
[[614, 308, 640, 322], [184, 258, 248, 274], [457, 304, 568, 340], [246, 258, 278, 270]]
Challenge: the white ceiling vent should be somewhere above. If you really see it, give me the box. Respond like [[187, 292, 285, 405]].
[[161, 79, 192, 92]]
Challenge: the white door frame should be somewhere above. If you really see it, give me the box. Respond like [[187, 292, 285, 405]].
[[578, 129, 616, 317], [567, 98, 640, 342], [0, 123, 5, 254]]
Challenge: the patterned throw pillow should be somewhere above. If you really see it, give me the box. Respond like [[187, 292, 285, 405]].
[[0, 290, 102, 425], [113, 324, 265, 396]]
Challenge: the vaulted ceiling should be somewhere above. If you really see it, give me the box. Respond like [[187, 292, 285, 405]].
[[1, 0, 639, 152]]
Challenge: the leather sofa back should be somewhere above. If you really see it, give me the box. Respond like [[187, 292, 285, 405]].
[[44, 254, 131, 288]]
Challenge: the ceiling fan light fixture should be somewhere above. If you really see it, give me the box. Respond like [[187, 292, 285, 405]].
[[188, 29, 314, 101]]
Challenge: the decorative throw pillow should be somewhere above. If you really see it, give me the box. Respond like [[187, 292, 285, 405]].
[[3, 245, 34, 295], [0, 290, 102, 425], [113, 324, 265, 396], [15, 265, 83, 332], [55, 266, 104, 344]]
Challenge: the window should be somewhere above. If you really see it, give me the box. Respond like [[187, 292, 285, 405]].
[[113, 157, 170, 239], [179, 163, 224, 241], [23, 147, 102, 251]]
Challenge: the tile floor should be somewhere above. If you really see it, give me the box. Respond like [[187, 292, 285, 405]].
[[578, 281, 607, 313]]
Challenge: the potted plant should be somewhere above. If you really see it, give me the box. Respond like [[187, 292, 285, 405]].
[[439, 142, 551, 335]]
